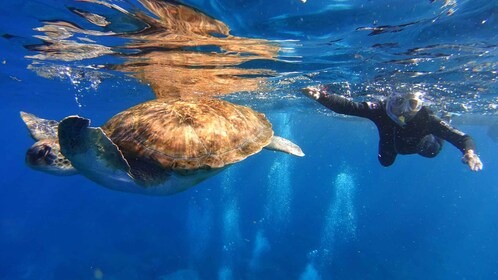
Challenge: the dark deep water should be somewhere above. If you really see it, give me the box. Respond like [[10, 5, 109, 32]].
[[1, 0, 497, 279]]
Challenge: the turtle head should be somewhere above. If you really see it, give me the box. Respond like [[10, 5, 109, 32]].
[[21, 112, 77, 175], [26, 139, 77, 175]]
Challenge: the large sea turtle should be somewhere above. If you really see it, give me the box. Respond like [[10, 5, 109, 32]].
[[21, 97, 304, 195]]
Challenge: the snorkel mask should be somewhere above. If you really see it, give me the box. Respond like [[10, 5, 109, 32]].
[[386, 91, 424, 126]]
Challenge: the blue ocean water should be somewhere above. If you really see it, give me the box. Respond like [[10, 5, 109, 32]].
[[1, 0, 497, 279]]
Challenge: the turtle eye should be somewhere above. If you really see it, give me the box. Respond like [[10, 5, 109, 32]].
[[37, 145, 52, 158], [26, 144, 54, 166]]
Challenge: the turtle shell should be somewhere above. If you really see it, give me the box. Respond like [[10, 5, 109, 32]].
[[101, 97, 273, 170]]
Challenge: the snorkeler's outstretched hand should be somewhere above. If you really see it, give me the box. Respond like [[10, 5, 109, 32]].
[[462, 149, 483, 172], [301, 86, 324, 100]]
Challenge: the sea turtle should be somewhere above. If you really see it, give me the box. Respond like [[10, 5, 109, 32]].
[[21, 97, 304, 195]]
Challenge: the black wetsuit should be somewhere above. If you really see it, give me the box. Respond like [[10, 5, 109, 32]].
[[317, 93, 476, 166]]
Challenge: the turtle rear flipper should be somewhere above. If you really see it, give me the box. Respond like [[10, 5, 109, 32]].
[[58, 116, 136, 190], [20, 111, 59, 140], [264, 136, 305, 157]]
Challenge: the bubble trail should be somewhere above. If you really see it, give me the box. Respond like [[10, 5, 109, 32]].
[[320, 170, 357, 263], [264, 112, 294, 229], [298, 262, 322, 280], [218, 168, 242, 280], [299, 168, 357, 277], [249, 229, 270, 271]]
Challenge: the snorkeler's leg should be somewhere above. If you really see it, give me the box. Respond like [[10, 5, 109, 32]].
[[378, 143, 397, 167], [417, 134, 444, 158]]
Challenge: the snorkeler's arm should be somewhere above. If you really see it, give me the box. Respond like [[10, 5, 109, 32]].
[[430, 114, 483, 171], [430, 115, 475, 153], [301, 86, 377, 119]]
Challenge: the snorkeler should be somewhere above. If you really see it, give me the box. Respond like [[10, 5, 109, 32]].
[[301, 86, 483, 171]]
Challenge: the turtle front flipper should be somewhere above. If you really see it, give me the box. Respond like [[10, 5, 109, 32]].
[[264, 136, 305, 157], [20, 111, 59, 140], [58, 116, 136, 190]]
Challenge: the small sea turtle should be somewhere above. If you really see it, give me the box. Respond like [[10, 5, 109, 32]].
[[21, 97, 304, 195]]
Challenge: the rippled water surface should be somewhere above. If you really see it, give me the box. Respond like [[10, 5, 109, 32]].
[[1, 0, 497, 279]]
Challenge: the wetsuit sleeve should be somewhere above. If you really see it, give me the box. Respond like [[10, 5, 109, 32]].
[[316, 93, 378, 119], [429, 115, 476, 154]]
